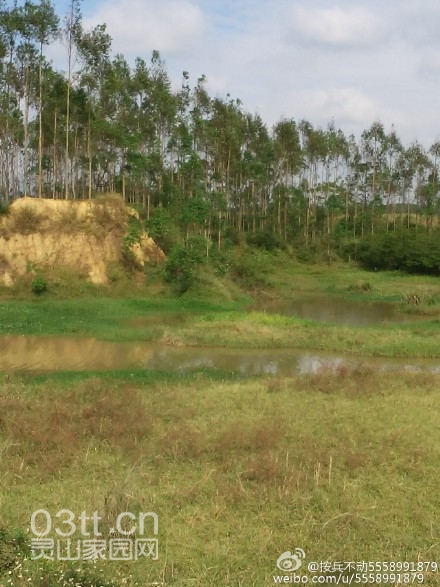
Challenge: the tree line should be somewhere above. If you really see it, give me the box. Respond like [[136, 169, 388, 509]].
[[2, 0, 440, 265]]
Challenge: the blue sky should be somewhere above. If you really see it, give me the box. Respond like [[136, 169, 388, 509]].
[[51, 0, 440, 147]]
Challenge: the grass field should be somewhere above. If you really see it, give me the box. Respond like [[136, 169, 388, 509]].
[[1, 368, 439, 586], [1, 260, 440, 585]]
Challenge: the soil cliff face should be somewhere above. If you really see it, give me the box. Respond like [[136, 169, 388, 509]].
[[0, 196, 164, 286]]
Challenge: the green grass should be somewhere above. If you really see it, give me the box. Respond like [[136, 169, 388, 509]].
[[0, 297, 244, 341], [1, 369, 439, 586], [2, 261, 440, 357], [160, 310, 440, 358]]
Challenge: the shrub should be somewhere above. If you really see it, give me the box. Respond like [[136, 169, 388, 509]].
[[246, 229, 286, 251], [13, 206, 41, 234], [0, 528, 29, 575], [230, 255, 270, 289], [347, 281, 373, 293], [31, 276, 47, 295], [0, 201, 9, 216], [121, 216, 143, 271], [163, 244, 204, 294], [146, 207, 179, 254]]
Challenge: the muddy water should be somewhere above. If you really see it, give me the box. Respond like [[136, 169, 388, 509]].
[[1, 335, 440, 375], [250, 297, 408, 326], [0, 335, 154, 372]]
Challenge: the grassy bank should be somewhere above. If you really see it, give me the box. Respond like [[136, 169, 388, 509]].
[[1, 369, 439, 586], [161, 310, 440, 358], [1, 260, 440, 358], [0, 297, 244, 341]]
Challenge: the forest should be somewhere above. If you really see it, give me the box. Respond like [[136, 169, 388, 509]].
[[2, 0, 440, 275]]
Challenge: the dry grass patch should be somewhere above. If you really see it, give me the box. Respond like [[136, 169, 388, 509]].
[[0, 379, 150, 481], [10, 206, 42, 234]]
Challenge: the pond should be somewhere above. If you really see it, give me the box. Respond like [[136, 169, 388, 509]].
[[250, 296, 410, 327], [1, 335, 439, 375]]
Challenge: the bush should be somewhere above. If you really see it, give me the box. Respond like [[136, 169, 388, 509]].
[[13, 206, 41, 234], [146, 207, 180, 254], [0, 528, 29, 575], [0, 201, 9, 216], [246, 229, 286, 251], [357, 229, 440, 275], [230, 254, 270, 289], [31, 276, 47, 295], [163, 244, 204, 294]]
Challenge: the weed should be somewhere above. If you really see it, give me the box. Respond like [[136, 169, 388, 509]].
[[406, 292, 421, 305], [12, 206, 41, 234], [0, 201, 9, 216], [31, 276, 47, 295], [347, 281, 373, 293]]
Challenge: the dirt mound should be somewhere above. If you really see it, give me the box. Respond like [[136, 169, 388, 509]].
[[0, 196, 164, 286]]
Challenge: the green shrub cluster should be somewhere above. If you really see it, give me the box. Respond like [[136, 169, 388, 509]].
[[357, 229, 440, 275], [163, 243, 204, 294], [0, 528, 29, 575], [121, 216, 143, 270], [246, 229, 286, 251], [31, 275, 47, 295]]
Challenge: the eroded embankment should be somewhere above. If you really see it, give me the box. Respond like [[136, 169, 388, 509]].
[[0, 196, 164, 285]]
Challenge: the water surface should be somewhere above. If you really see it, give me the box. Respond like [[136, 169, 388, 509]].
[[250, 296, 409, 327], [1, 335, 439, 375]]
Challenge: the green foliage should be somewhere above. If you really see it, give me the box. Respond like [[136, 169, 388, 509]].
[[0, 201, 9, 216], [121, 215, 143, 270], [31, 275, 47, 295], [163, 244, 204, 294], [347, 281, 373, 293], [230, 251, 271, 289], [210, 250, 231, 277], [222, 226, 243, 248], [180, 196, 209, 230], [246, 229, 285, 251], [295, 242, 324, 264], [0, 528, 29, 575], [146, 207, 179, 253], [357, 229, 440, 275]]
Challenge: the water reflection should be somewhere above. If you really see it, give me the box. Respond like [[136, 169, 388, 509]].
[[0, 336, 440, 376], [1, 335, 439, 376], [250, 297, 407, 327], [0, 335, 153, 372]]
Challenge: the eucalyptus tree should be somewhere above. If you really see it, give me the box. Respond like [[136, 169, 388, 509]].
[[360, 121, 386, 234], [0, 1, 23, 197], [36, 64, 66, 197], [405, 142, 431, 230], [298, 120, 328, 242], [321, 122, 349, 237], [76, 22, 111, 198], [96, 53, 134, 195], [15, 36, 37, 196], [382, 128, 402, 229], [205, 95, 247, 226], [241, 113, 273, 232], [135, 51, 177, 211], [62, 0, 82, 198], [346, 134, 369, 239], [427, 141, 440, 230], [24, 0, 59, 197], [395, 147, 417, 230], [273, 118, 302, 239]]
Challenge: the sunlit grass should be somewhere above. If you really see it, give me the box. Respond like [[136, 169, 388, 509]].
[[1, 369, 440, 585], [160, 310, 440, 357]]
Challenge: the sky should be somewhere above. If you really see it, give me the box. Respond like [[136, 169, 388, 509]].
[[53, 0, 440, 147]]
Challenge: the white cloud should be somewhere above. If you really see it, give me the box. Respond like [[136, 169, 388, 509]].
[[291, 88, 379, 127], [84, 0, 206, 56], [65, 0, 440, 146], [292, 5, 386, 48]]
